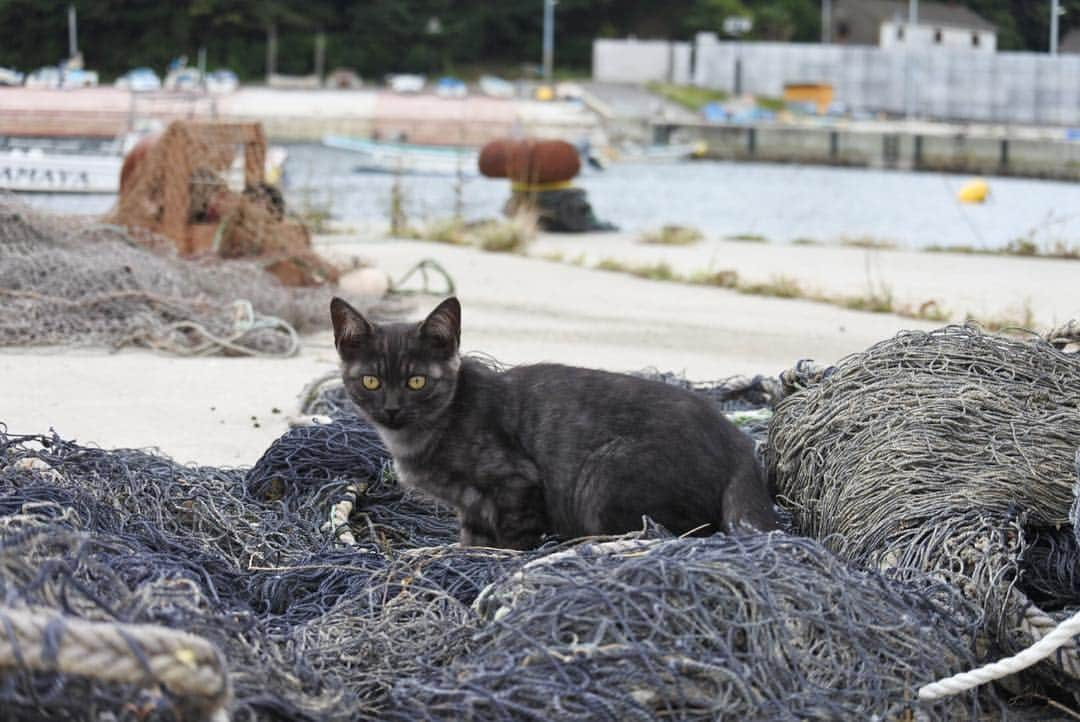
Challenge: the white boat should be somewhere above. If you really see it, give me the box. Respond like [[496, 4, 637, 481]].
[[610, 141, 706, 163], [323, 135, 478, 176], [479, 75, 514, 99], [1, 135, 288, 194], [387, 74, 425, 94], [0, 138, 123, 193]]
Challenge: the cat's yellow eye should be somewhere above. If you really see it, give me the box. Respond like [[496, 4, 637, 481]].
[[407, 375, 427, 390], [361, 375, 381, 391]]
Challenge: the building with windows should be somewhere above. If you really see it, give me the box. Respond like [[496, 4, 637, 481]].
[[831, 0, 996, 52]]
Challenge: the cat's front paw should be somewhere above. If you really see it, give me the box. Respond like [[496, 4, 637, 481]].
[[459, 525, 497, 548]]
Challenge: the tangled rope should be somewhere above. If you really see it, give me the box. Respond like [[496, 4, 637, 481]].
[[768, 323, 1080, 704], [920, 607, 1080, 701], [0, 606, 229, 720], [389, 259, 456, 296], [0, 196, 405, 356], [3, 323, 1080, 718], [392, 532, 991, 721]]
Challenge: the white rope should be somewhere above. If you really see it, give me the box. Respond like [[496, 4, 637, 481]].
[[919, 607, 1080, 701], [322, 483, 363, 546]]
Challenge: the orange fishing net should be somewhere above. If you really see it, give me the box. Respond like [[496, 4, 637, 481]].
[[113, 120, 337, 287]]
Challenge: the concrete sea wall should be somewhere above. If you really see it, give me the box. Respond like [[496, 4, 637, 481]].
[[0, 87, 600, 145], [658, 121, 1080, 181]]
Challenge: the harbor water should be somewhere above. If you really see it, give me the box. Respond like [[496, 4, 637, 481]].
[[20, 143, 1080, 250]]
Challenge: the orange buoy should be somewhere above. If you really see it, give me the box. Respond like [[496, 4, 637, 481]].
[[505, 139, 580, 184], [478, 138, 513, 178]]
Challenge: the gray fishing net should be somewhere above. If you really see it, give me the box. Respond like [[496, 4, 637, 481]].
[[0, 195, 370, 356], [769, 323, 1080, 706], [0, 420, 1001, 722], [2, 304, 1079, 718]]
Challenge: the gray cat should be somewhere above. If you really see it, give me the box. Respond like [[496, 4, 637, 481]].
[[330, 296, 779, 549]]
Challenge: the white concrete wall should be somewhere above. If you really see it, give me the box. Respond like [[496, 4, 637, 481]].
[[671, 43, 694, 85], [693, 37, 1080, 124], [880, 21, 996, 52], [593, 38, 674, 83]]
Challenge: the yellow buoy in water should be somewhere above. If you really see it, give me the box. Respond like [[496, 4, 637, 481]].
[[958, 178, 990, 204]]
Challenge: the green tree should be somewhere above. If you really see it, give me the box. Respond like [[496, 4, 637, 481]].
[[0, 0, 1075, 83]]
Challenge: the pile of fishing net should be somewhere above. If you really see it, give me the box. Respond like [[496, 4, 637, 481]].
[[0, 195, 395, 356], [113, 121, 339, 288], [1, 323, 1079, 720], [769, 323, 1080, 707]]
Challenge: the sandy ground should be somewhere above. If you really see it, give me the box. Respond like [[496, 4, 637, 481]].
[[3, 232, 1074, 467]]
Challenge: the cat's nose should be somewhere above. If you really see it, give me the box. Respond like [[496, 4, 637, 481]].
[[385, 409, 400, 422]]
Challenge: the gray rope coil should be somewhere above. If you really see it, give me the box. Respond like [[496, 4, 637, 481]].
[[769, 323, 1080, 702], [1045, 320, 1080, 354], [0, 606, 230, 719]]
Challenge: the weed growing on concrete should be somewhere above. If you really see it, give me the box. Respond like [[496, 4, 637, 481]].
[[687, 268, 739, 288], [420, 217, 469, 245], [925, 241, 1079, 260], [641, 225, 704, 245], [726, 233, 768, 243], [645, 82, 729, 111], [473, 211, 538, 253], [897, 300, 951, 323], [967, 300, 1036, 334], [390, 175, 409, 237], [594, 258, 680, 281], [737, 275, 804, 298], [839, 235, 899, 250], [295, 185, 335, 234]]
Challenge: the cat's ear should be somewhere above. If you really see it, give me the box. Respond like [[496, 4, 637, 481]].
[[420, 296, 461, 354], [330, 297, 374, 351]]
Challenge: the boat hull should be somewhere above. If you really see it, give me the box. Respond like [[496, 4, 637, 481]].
[[323, 135, 478, 176], [0, 150, 121, 193]]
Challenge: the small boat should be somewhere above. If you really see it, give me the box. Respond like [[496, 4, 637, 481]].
[[0, 137, 123, 193], [1, 134, 288, 194], [322, 135, 478, 176], [608, 141, 706, 163]]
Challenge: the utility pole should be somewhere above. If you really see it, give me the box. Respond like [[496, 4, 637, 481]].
[[266, 23, 278, 81], [314, 31, 326, 84], [67, 4, 77, 59], [905, 0, 918, 119], [822, 0, 831, 44], [542, 0, 555, 82], [1050, 0, 1061, 55]]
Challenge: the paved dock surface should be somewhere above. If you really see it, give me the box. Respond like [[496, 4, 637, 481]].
[[3, 233, 1074, 467]]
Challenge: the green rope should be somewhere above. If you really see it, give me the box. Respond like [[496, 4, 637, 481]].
[[389, 258, 456, 296]]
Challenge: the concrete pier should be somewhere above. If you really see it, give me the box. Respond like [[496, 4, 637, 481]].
[[657, 120, 1080, 181]]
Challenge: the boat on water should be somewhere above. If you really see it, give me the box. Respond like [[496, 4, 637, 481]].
[[1, 136, 125, 193], [1, 134, 287, 194], [322, 135, 479, 176], [607, 141, 706, 163]]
